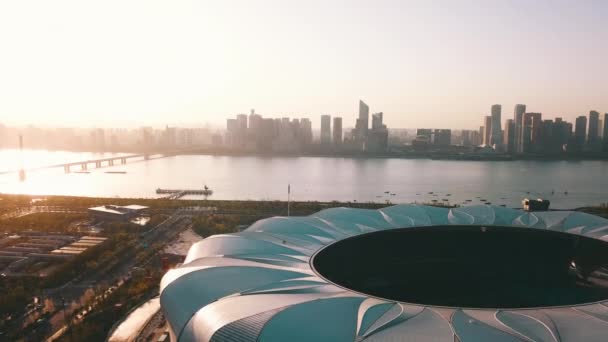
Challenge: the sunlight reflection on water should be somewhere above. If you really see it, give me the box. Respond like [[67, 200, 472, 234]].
[[1, 150, 607, 209]]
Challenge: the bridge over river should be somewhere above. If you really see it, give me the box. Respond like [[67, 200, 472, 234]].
[[8, 147, 208, 180]]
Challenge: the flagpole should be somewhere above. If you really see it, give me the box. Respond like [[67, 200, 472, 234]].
[[287, 184, 291, 217]]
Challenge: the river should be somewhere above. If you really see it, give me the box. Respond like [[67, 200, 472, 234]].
[[1, 149, 607, 209]]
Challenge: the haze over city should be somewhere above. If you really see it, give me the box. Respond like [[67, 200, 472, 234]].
[[1, 0, 607, 129], [4, 2, 608, 342]]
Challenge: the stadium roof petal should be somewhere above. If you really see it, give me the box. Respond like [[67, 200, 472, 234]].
[[161, 205, 608, 341]]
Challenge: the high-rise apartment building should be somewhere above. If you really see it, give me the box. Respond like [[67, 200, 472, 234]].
[[333, 117, 342, 146], [461, 130, 471, 146], [514, 104, 526, 153], [248, 109, 262, 132], [354, 100, 370, 145], [574, 115, 587, 151], [368, 112, 388, 152], [490, 104, 502, 147], [320, 115, 331, 145], [520, 113, 541, 153], [236, 114, 248, 129], [503, 119, 515, 153], [433, 129, 451, 147], [372, 112, 384, 130], [483, 116, 492, 146], [553, 118, 571, 152], [417, 129, 432, 141], [603, 113, 608, 152], [537, 120, 563, 154], [299, 118, 313, 145], [470, 130, 482, 146], [359, 100, 369, 131], [530, 113, 543, 152], [588, 110, 600, 145]]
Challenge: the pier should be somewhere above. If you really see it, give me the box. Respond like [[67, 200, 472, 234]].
[[156, 188, 213, 200]]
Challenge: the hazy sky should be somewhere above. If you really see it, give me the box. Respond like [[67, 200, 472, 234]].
[[1, 0, 607, 130]]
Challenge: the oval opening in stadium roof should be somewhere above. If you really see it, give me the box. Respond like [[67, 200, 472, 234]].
[[311, 225, 608, 309]]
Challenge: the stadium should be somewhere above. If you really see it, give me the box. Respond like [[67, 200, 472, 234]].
[[160, 205, 608, 341]]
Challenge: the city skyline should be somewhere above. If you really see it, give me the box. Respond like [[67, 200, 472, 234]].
[[2, 2, 608, 341], [2, 101, 607, 132], [1, 1, 607, 129]]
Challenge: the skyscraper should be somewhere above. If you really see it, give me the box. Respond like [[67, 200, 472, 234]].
[[417, 129, 432, 140], [514, 104, 526, 153], [503, 119, 515, 153], [537, 120, 561, 153], [530, 112, 543, 152], [320, 115, 331, 145], [235, 114, 248, 148], [553, 118, 571, 151], [483, 116, 492, 146], [433, 129, 451, 147], [574, 115, 587, 151], [236, 114, 248, 132], [368, 112, 388, 152], [603, 113, 608, 152], [359, 100, 369, 130], [471, 130, 482, 146], [371, 112, 384, 130], [490, 104, 502, 147], [461, 130, 471, 146], [226, 118, 237, 146], [248, 109, 263, 148], [356, 100, 369, 141], [333, 117, 342, 146], [521, 113, 541, 153], [588, 110, 600, 145], [299, 118, 313, 145]]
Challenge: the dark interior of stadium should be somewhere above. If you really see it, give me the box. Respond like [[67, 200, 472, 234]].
[[312, 225, 608, 309]]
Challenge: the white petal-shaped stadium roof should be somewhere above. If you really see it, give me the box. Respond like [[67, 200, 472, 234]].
[[160, 205, 608, 341]]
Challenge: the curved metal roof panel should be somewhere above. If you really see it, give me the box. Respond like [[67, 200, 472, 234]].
[[161, 205, 608, 341]]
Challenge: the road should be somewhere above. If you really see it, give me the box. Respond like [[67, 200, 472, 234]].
[[40, 210, 194, 342]]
